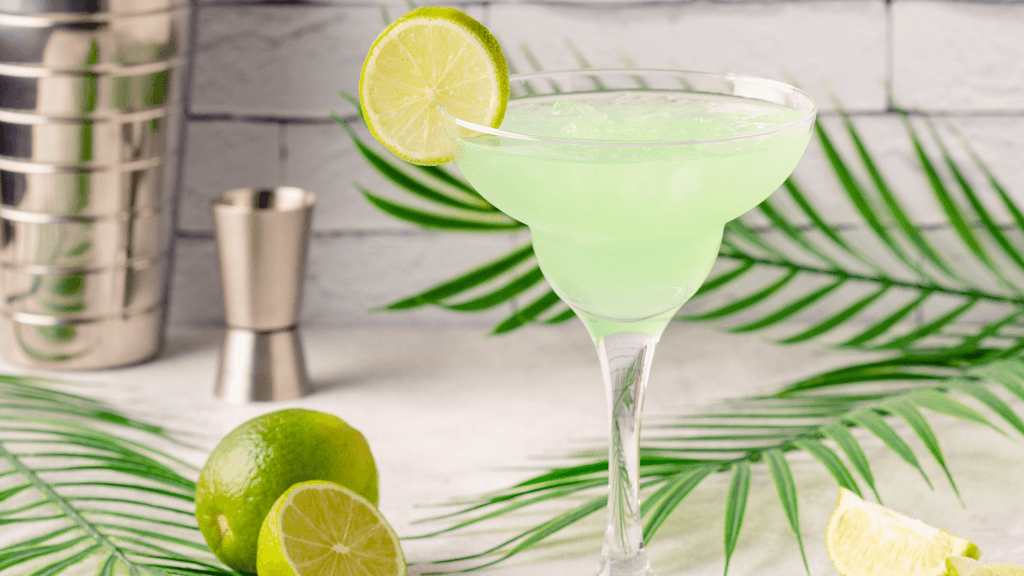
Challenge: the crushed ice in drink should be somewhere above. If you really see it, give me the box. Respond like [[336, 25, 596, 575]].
[[500, 91, 805, 143]]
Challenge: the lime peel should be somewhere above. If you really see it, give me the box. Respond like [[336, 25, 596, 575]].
[[359, 6, 509, 165], [947, 557, 1024, 576], [194, 409, 378, 574]]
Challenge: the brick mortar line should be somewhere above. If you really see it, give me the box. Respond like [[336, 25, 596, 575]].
[[278, 122, 289, 184], [186, 113, 342, 124], [195, 0, 488, 6], [484, 0, 1022, 5], [185, 109, 1024, 126], [175, 229, 433, 240], [885, 0, 894, 111], [192, 0, 1024, 8], [177, 222, 993, 242], [485, 0, 866, 7]]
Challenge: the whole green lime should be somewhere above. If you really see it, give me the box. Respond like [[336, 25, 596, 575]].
[[195, 408, 378, 574]]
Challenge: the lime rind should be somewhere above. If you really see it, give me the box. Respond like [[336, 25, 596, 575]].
[[195, 409, 378, 574], [947, 557, 1024, 576], [359, 7, 508, 165]]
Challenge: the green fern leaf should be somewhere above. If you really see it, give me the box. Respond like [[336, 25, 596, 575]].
[[835, 108, 959, 281], [0, 376, 232, 576], [819, 423, 882, 501], [945, 380, 1024, 436], [790, 437, 860, 496], [881, 398, 961, 501], [763, 448, 809, 576], [722, 460, 750, 576], [845, 408, 933, 489], [641, 465, 715, 541]]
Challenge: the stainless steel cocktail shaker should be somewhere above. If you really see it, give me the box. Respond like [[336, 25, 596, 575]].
[[212, 187, 315, 402], [0, 0, 187, 368]]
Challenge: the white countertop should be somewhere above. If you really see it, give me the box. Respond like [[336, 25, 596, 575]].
[[5, 322, 1024, 576]]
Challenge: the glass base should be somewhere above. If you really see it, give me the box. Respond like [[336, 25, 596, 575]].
[[597, 549, 653, 576]]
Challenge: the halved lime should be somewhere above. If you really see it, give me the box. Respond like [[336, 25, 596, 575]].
[[826, 488, 980, 576], [257, 481, 405, 576], [359, 7, 508, 165], [195, 409, 378, 574], [947, 557, 1024, 576]]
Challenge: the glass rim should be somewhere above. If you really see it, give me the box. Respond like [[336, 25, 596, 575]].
[[443, 68, 818, 147]]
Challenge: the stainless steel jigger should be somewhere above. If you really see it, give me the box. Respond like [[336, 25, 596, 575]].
[[212, 187, 316, 402]]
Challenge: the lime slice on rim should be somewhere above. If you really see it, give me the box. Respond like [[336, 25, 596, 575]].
[[257, 481, 405, 576], [947, 557, 1024, 576], [826, 488, 980, 576], [359, 7, 509, 165]]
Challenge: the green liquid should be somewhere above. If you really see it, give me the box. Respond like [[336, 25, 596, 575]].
[[451, 91, 811, 339]]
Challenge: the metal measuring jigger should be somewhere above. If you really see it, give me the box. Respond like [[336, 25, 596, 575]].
[[212, 187, 315, 402]]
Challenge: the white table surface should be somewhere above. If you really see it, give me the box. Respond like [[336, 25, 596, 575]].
[[5, 321, 1024, 576]]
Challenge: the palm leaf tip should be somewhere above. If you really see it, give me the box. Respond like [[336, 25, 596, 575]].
[[0, 377, 231, 576], [791, 438, 861, 497], [641, 465, 715, 541], [358, 187, 520, 232], [378, 244, 537, 313], [881, 398, 962, 503], [335, 90, 363, 122], [722, 460, 751, 576], [763, 448, 810, 576]]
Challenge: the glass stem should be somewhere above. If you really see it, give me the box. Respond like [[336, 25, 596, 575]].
[[597, 331, 655, 576]]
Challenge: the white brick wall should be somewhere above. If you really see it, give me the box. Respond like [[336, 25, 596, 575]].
[[190, 3, 486, 117], [487, 1, 887, 112], [179, 121, 281, 233], [170, 0, 1024, 329], [893, 1, 1024, 111]]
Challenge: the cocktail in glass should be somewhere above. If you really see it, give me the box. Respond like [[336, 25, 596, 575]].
[[440, 69, 817, 576]]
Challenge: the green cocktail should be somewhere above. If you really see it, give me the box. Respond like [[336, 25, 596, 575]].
[[454, 87, 810, 336], [442, 69, 816, 576]]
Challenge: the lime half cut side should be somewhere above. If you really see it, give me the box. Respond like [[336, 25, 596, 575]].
[[257, 481, 405, 576], [826, 488, 980, 576], [359, 7, 509, 165]]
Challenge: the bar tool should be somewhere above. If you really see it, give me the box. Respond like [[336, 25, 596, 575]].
[[0, 0, 188, 368], [212, 187, 315, 402]]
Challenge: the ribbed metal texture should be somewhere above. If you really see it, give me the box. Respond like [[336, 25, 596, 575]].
[[0, 0, 187, 368]]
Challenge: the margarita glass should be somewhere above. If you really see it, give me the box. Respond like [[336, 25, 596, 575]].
[[441, 69, 816, 576]]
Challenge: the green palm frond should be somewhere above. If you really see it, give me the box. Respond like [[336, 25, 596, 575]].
[[330, 110, 522, 234], [339, 86, 1024, 574], [696, 114, 1024, 355], [336, 101, 1024, 346], [0, 375, 233, 576], [406, 352, 1024, 574], [340, 34, 1024, 574]]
